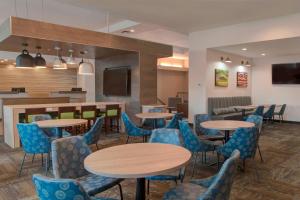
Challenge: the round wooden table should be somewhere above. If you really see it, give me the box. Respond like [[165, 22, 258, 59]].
[[84, 143, 191, 200], [135, 112, 174, 129], [200, 120, 255, 142], [34, 119, 87, 137]]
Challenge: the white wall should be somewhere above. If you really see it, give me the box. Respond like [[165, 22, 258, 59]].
[[252, 55, 300, 122]]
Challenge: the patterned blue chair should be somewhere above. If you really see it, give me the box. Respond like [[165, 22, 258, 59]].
[[32, 174, 117, 200], [32, 114, 71, 138], [165, 113, 182, 129], [163, 150, 240, 200], [253, 106, 264, 116], [142, 107, 166, 128], [51, 136, 123, 199], [179, 121, 216, 176], [263, 104, 276, 123], [121, 112, 152, 143], [83, 116, 104, 149], [194, 114, 225, 141], [217, 126, 257, 170], [246, 115, 264, 162], [17, 123, 51, 176], [146, 128, 184, 193]]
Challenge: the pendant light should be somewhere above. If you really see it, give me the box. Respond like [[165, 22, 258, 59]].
[[53, 47, 67, 69], [66, 49, 76, 65], [78, 51, 94, 75], [16, 43, 34, 68], [245, 61, 251, 67], [34, 46, 46, 68]]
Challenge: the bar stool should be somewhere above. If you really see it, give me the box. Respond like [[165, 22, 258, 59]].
[[25, 108, 47, 123], [58, 106, 78, 134], [104, 104, 121, 133], [81, 105, 97, 130]]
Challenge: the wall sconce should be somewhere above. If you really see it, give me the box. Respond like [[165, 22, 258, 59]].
[[220, 57, 232, 63]]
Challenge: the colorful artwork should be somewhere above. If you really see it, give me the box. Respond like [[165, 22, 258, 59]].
[[237, 72, 248, 87], [215, 69, 229, 87]]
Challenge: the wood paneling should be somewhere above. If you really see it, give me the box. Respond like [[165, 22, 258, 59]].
[[0, 64, 77, 97]]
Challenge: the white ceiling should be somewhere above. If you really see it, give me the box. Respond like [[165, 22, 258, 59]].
[[215, 37, 300, 58], [57, 0, 300, 33]]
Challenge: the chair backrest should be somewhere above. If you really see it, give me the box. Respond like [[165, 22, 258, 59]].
[[31, 114, 52, 121], [253, 106, 264, 116], [58, 106, 77, 119], [194, 114, 220, 136], [32, 174, 91, 200], [83, 117, 104, 145], [105, 104, 121, 118], [17, 123, 51, 154], [81, 105, 97, 119], [25, 108, 47, 123], [279, 104, 287, 115], [168, 97, 182, 108], [149, 128, 181, 146], [264, 104, 276, 118], [246, 115, 263, 133], [165, 113, 183, 129], [52, 136, 91, 179], [199, 150, 240, 200], [179, 120, 207, 152], [219, 127, 257, 159], [121, 112, 140, 136]]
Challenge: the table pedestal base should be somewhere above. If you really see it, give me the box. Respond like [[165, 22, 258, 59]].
[[136, 178, 146, 200]]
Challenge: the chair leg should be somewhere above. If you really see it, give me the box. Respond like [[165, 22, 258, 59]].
[[18, 153, 27, 177], [31, 154, 35, 163], [126, 136, 130, 144], [41, 154, 44, 167], [117, 183, 123, 200], [95, 143, 100, 150], [242, 159, 246, 172], [217, 153, 220, 170], [45, 152, 50, 176], [191, 153, 198, 177], [257, 144, 264, 162], [147, 179, 150, 195]]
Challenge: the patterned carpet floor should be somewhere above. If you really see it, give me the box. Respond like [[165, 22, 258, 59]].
[[0, 122, 299, 200]]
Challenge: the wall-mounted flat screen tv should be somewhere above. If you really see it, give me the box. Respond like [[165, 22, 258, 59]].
[[272, 63, 300, 84], [103, 67, 131, 96]]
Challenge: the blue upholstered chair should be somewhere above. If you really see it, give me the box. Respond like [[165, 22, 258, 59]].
[[83, 116, 104, 149], [179, 121, 216, 176], [194, 114, 225, 141], [274, 104, 286, 123], [142, 107, 166, 128], [263, 104, 276, 122], [165, 113, 182, 129], [32, 174, 117, 200], [217, 126, 257, 170], [51, 136, 123, 199], [246, 115, 264, 162], [146, 129, 184, 193], [32, 114, 71, 138], [121, 112, 152, 143], [163, 150, 240, 200], [253, 106, 264, 116], [17, 123, 51, 176]]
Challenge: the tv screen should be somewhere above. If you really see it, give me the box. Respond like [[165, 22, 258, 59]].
[[103, 67, 131, 96], [272, 63, 300, 84]]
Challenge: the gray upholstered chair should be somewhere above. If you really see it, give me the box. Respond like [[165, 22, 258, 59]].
[[51, 136, 123, 199]]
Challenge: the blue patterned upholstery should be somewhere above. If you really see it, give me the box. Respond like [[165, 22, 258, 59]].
[[165, 113, 182, 129], [32, 174, 116, 200], [51, 136, 123, 196], [253, 106, 264, 116], [148, 128, 181, 146], [179, 121, 215, 153], [163, 150, 240, 200], [142, 108, 166, 128], [194, 114, 223, 136], [263, 104, 276, 119], [32, 114, 71, 138], [17, 123, 51, 154], [83, 117, 104, 146], [217, 127, 257, 160], [121, 112, 152, 137]]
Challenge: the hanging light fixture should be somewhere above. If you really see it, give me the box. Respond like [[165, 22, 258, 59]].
[[34, 46, 46, 68], [78, 51, 94, 75], [245, 61, 251, 67], [66, 49, 76, 65], [16, 43, 34, 68], [225, 57, 232, 63], [53, 47, 67, 69]]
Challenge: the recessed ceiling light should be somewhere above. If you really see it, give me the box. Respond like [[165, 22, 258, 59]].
[[242, 48, 247, 51], [261, 53, 266, 56], [0, 60, 4, 63], [129, 29, 135, 33]]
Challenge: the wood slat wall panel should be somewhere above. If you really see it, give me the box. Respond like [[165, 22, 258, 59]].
[[0, 64, 77, 96]]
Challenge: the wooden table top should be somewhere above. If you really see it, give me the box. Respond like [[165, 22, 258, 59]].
[[84, 143, 191, 178], [200, 120, 255, 131], [234, 105, 257, 110], [135, 112, 174, 119], [34, 119, 87, 128]]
